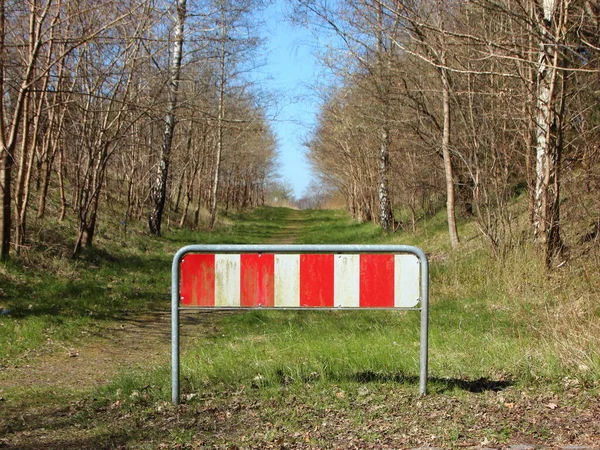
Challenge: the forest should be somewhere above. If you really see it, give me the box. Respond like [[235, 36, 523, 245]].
[[1, 2, 600, 447], [0, 0, 278, 260], [300, 0, 600, 267], [0, 0, 599, 267]]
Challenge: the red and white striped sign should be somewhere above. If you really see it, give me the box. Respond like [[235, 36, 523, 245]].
[[179, 253, 420, 308]]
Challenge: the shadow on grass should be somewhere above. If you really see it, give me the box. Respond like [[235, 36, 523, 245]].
[[349, 371, 513, 393], [0, 402, 132, 450], [1, 247, 171, 320]]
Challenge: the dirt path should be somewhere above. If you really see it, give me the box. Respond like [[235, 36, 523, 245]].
[[0, 312, 221, 392], [266, 208, 305, 244], [0, 211, 308, 448], [0, 210, 305, 396]]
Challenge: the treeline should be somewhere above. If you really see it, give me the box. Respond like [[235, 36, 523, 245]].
[[0, 0, 276, 259], [301, 0, 600, 264]]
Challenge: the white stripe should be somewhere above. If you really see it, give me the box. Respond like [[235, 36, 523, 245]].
[[395, 254, 420, 307], [334, 254, 360, 307], [274, 254, 300, 307], [215, 254, 240, 307]]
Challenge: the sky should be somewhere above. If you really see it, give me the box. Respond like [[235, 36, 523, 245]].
[[259, 0, 320, 199]]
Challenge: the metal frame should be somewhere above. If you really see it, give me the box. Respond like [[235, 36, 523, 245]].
[[171, 244, 429, 405]]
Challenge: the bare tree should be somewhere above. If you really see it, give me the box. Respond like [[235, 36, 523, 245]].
[[149, 0, 187, 236], [0, 0, 52, 259], [296, 0, 399, 230], [532, 0, 568, 265], [208, 0, 227, 229], [206, 0, 267, 228]]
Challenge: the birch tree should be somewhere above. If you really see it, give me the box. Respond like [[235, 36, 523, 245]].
[[532, 0, 568, 265], [148, 0, 186, 236]]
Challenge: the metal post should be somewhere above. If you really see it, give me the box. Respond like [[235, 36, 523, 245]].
[[416, 248, 429, 395], [171, 248, 183, 405]]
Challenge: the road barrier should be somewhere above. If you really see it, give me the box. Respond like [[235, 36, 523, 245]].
[[172, 244, 429, 404]]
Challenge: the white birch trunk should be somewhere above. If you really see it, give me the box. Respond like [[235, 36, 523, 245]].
[[149, 0, 186, 236], [533, 0, 565, 265]]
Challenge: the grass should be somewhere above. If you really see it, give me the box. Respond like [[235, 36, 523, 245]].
[[291, 209, 389, 244], [40, 207, 600, 389], [183, 310, 421, 389], [0, 206, 297, 366], [1, 203, 599, 449], [98, 206, 599, 408]]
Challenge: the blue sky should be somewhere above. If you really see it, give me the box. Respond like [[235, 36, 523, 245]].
[[259, 0, 319, 199]]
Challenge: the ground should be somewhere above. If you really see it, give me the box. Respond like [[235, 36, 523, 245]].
[[1, 210, 599, 449], [1, 319, 599, 450]]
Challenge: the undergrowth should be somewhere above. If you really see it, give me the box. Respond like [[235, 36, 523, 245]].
[[94, 206, 600, 412]]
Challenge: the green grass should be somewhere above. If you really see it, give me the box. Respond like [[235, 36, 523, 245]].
[[98, 206, 599, 410], [183, 310, 421, 388], [0, 206, 298, 365], [3, 204, 599, 449], [292, 209, 389, 244], [165, 206, 295, 245]]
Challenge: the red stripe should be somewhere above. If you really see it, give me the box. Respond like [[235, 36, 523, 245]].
[[240, 254, 275, 307], [180, 254, 215, 306], [360, 254, 395, 308], [300, 254, 334, 307]]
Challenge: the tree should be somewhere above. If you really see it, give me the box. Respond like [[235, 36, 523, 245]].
[[149, 0, 186, 236], [296, 0, 398, 230], [206, 0, 267, 228], [386, 0, 461, 245], [532, 0, 567, 265], [0, 0, 52, 259]]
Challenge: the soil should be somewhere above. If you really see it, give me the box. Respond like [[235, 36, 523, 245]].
[[0, 311, 222, 391]]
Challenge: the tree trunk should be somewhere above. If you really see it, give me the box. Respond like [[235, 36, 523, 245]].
[[0, 149, 11, 260], [209, 3, 227, 230], [82, 195, 99, 249], [440, 60, 460, 248], [0, 0, 53, 259], [148, 0, 186, 236], [533, 0, 565, 266], [0, 0, 6, 260], [375, 1, 394, 231], [378, 125, 394, 230], [58, 147, 67, 221]]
